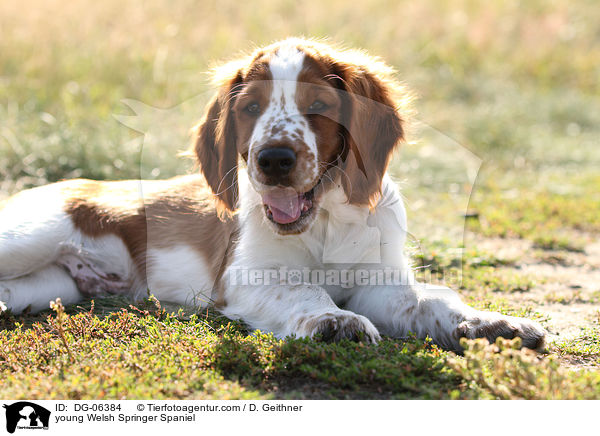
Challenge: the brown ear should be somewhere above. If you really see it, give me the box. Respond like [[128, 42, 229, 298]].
[[338, 65, 405, 206], [194, 72, 243, 216]]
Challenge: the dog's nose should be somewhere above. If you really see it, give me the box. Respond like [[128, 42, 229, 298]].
[[257, 147, 297, 177]]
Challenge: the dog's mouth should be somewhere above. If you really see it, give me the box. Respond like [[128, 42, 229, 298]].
[[261, 178, 322, 228]]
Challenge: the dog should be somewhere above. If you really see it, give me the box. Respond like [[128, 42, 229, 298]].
[[0, 38, 545, 351]]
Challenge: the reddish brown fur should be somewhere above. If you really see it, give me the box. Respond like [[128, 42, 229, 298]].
[[194, 38, 411, 213], [63, 175, 236, 287], [296, 59, 345, 176], [298, 42, 409, 206]]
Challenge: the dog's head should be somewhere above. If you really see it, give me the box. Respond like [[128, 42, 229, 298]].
[[194, 38, 410, 234]]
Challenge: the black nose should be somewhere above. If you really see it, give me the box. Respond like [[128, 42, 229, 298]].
[[257, 147, 297, 177]]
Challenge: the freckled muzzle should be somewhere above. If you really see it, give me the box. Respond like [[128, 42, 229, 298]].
[[250, 140, 322, 231], [250, 129, 318, 191]]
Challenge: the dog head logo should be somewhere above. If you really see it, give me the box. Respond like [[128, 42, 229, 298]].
[[2, 402, 50, 433]]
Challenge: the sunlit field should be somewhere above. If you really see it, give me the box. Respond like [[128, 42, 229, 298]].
[[1, 0, 599, 398]]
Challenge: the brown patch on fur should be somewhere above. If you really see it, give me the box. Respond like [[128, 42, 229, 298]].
[[338, 67, 405, 206], [271, 124, 284, 136], [193, 57, 273, 217], [298, 40, 413, 206], [193, 77, 242, 217], [296, 63, 344, 176], [63, 175, 237, 297]]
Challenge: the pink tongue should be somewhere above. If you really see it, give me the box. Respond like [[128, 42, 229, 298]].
[[262, 188, 302, 224]]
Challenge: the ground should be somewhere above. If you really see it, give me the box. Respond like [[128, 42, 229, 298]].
[[1, 0, 599, 399]]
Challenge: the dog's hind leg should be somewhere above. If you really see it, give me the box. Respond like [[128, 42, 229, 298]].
[[0, 184, 75, 280], [0, 264, 82, 314]]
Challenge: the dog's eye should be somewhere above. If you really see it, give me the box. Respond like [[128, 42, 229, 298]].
[[308, 100, 328, 113], [245, 102, 261, 114]]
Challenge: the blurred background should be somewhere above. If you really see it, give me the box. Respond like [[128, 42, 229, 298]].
[[1, 0, 599, 342], [1, 0, 598, 228]]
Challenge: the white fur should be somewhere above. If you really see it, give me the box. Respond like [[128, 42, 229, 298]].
[[223, 171, 545, 350], [146, 246, 213, 308], [0, 265, 82, 313], [0, 185, 75, 279]]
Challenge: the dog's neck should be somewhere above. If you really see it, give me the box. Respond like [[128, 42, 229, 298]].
[[234, 170, 401, 268]]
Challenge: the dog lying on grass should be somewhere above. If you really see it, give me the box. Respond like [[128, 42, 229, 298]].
[[0, 38, 545, 351]]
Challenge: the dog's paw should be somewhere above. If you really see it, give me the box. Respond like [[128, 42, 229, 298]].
[[298, 311, 381, 344], [455, 313, 546, 351]]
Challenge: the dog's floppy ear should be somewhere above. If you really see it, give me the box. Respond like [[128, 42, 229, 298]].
[[337, 59, 407, 207], [193, 67, 244, 217]]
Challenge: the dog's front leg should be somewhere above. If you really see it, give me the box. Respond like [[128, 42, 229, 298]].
[[346, 284, 546, 351], [220, 281, 380, 343]]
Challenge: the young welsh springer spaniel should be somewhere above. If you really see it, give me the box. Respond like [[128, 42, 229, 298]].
[[0, 38, 545, 351]]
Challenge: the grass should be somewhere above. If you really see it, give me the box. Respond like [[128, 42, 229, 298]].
[[1, 298, 598, 400], [1, 298, 462, 399], [450, 338, 600, 400], [554, 315, 600, 367], [465, 174, 600, 251], [1, 0, 600, 398]]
